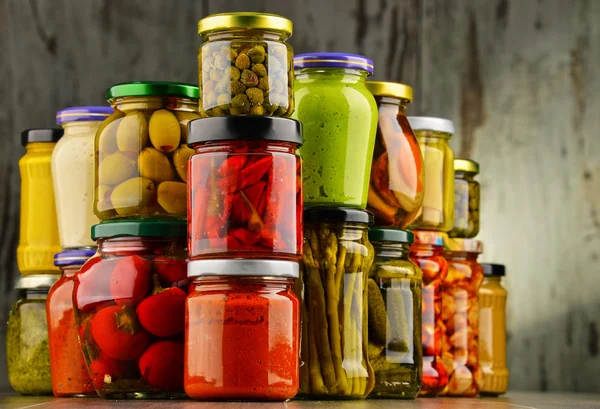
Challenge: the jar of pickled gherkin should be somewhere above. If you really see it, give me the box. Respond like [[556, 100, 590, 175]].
[[366, 82, 423, 228], [367, 228, 422, 399], [94, 81, 200, 220], [407, 117, 455, 232], [197, 12, 294, 117], [299, 208, 375, 399], [449, 159, 480, 238]]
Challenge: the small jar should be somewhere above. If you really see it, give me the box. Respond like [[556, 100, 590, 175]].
[[73, 220, 188, 399], [449, 159, 480, 238], [54, 106, 112, 249], [293, 53, 378, 208], [47, 249, 96, 397], [407, 117, 455, 232], [187, 116, 303, 260], [7, 274, 58, 395], [479, 263, 509, 396], [94, 81, 200, 221], [197, 12, 294, 117], [366, 82, 424, 228], [441, 238, 484, 397], [299, 208, 375, 399], [18, 129, 63, 274], [185, 260, 300, 401], [367, 228, 422, 399], [409, 231, 449, 397]]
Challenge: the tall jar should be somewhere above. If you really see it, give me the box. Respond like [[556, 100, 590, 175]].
[[7, 275, 57, 395], [299, 208, 375, 399], [187, 116, 303, 260], [479, 263, 509, 396], [54, 106, 112, 249], [197, 12, 294, 117], [94, 81, 200, 221], [366, 82, 424, 228], [441, 238, 484, 397], [293, 53, 378, 208], [367, 228, 422, 399], [449, 159, 480, 238], [73, 221, 188, 399], [407, 117, 455, 232], [185, 260, 300, 401], [409, 231, 448, 397], [18, 129, 63, 274], [47, 249, 96, 397]]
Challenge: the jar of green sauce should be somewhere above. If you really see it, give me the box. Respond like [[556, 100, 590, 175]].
[[293, 53, 378, 208], [7, 274, 58, 395]]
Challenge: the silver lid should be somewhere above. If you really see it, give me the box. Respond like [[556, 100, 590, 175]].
[[407, 116, 455, 135], [188, 259, 299, 278], [15, 274, 59, 290]]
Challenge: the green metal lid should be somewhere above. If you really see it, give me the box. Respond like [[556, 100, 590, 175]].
[[92, 220, 187, 239], [369, 227, 414, 244], [106, 81, 200, 100]]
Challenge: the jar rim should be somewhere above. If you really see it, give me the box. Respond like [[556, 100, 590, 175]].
[[482, 263, 505, 277], [407, 116, 455, 135], [56, 106, 113, 124], [54, 249, 96, 267], [188, 259, 299, 278], [369, 227, 414, 244], [454, 158, 480, 174], [21, 128, 63, 146], [294, 53, 374, 76], [15, 274, 58, 290], [197, 12, 293, 38], [304, 207, 374, 225], [106, 81, 199, 100], [366, 81, 412, 102]]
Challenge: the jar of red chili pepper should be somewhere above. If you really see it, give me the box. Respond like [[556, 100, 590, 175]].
[[187, 116, 303, 260], [185, 259, 300, 401], [47, 249, 96, 397], [73, 220, 188, 399], [409, 231, 448, 397]]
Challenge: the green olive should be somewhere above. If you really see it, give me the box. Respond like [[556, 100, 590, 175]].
[[138, 147, 175, 183], [111, 177, 156, 216], [116, 111, 148, 153], [173, 144, 194, 182], [95, 184, 114, 213], [148, 109, 180, 153], [97, 110, 125, 155], [174, 111, 201, 143], [157, 181, 187, 214], [98, 151, 137, 185]]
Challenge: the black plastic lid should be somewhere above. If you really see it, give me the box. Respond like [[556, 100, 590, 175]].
[[369, 227, 414, 244], [21, 128, 63, 146], [303, 207, 374, 225], [482, 263, 505, 277], [187, 116, 303, 146], [92, 220, 187, 239]]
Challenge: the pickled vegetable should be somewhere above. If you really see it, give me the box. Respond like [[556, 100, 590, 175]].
[[449, 160, 480, 238]]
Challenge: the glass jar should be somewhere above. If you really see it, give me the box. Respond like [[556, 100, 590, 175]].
[[94, 81, 200, 221], [187, 116, 303, 260], [185, 260, 300, 400], [409, 231, 449, 397], [479, 263, 509, 396], [441, 238, 484, 397], [449, 159, 480, 238], [407, 117, 455, 232], [7, 275, 58, 395], [366, 82, 424, 228], [54, 107, 112, 249], [299, 208, 375, 399], [18, 129, 63, 274], [72, 220, 188, 399], [367, 228, 422, 399], [47, 249, 96, 397], [293, 53, 378, 208], [197, 12, 294, 117]]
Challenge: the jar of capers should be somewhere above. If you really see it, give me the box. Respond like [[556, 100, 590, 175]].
[[197, 12, 294, 117], [449, 159, 480, 238]]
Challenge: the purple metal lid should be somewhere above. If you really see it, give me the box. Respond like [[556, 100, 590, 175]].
[[56, 106, 113, 124], [54, 249, 96, 267], [294, 52, 374, 75]]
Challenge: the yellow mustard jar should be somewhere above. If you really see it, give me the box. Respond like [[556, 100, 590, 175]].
[[17, 129, 63, 274]]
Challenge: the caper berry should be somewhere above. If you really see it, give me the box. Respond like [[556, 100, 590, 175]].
[[246, 88, 264, 104], [240, 69, 259, 87], [235, 53, 251, 70]]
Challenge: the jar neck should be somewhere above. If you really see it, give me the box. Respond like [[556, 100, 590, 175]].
[[206, 29, 289, 42], [410, 243, 444, 258], [414, 130, 452, 141], [375, 96, 410, 112], [455, 170, 477, 181], [61, 121, 103, 136], [295, 68, 369, 84], [373, 242, 411, 259], [61, 265, 83, 278], [194, 140, 298, 154], [192, 276, 295, 291], [20, 290, 49, 299], [97, 236, 186, 256], [445, 251, 480, 261], [109, 96, 198, 113], [25, 142, 55, 154]]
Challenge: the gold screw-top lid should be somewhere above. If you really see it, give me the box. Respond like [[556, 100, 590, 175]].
[[198, 12, 293, 38], [454, 158, 480, 174], [366, 81, 413, 102]]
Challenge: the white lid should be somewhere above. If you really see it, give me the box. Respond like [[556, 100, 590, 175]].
[[188, 259, 299, 278], [407, 116, 455, 134]]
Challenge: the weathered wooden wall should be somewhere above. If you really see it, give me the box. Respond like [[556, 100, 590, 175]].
[[0, 0, 598, 393]]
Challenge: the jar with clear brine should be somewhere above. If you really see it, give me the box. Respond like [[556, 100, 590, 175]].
[[449, 159, 480, 238], [198, 13, 294, 117]]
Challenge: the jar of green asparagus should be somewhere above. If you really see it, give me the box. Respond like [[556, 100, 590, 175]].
[[299, 208, 375, 399]]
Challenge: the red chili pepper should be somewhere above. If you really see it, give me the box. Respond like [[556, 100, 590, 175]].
[[91, 305, 150, 361], [154, 257, 188, 287], [139, 341, 184, 391], [217, 147, 249, 177], [231, 181, 266, 224], [230, 228, 261, 246], [89, 357, 132, 389], [110, 255, 152, 306], [136, 287, 187, 337], [217, 156, 273, 194], [74, 257, 113, 312]]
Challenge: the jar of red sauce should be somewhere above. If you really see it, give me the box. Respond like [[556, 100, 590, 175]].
[[185, 259, 300, 401], [187, 116, 303, 260], [47, 249, 96, 397], [409, 231, 448, 397]]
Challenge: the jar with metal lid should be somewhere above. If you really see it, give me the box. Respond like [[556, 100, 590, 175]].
[[18, 129, 63, 274], [367, 228, 422, 399], [366, 82, 424, 228], [187, 116, 303, 260], [479, 263, 508, 396], [449, 159, 480, 238], [299, 208, 375, 399], [94, 81, 200, 221], [7, 274, 58, 395], [407, 117, 455, 232], [293, 53, 378, 209], [185, 259, 300, 401], [73, 220, 188, 399], [197, 12, 294, 117], [47, 249, 96, 397], [54, 107, 112, 249]]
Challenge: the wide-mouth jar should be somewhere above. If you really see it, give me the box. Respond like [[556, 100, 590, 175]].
[[449, 159, 480, 238]]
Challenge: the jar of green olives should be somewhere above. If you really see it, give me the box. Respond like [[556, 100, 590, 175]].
[[94, 81, 200, 220], [449, 159, 480, 238], [197, 12, 294, 117]]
